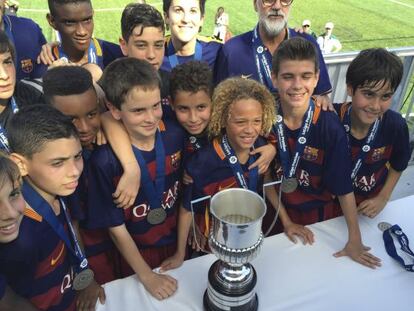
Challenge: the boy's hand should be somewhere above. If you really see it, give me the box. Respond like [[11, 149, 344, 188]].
[[182, 170, 194, 185], [113, 164, 140, 209], [314, 94, 335, 112], [37, 41, 59, 65], [188, 224, 207, 251], [333, 241, 381, 269], [159, 252, 185, 273], [284, 222, 314, 245], [357, 195, 388, 218], [76, 279, 106, 311], [141, 272, 177, 300], [249, 144, 276, 174], [94, 128, 107, 146]]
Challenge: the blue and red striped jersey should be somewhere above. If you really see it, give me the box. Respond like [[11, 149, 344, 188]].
[[271, 106, 353, 224], [0, 204, 76, 311], [86, 120, 185, 249], [183, 137, 266, 235], [335, 102, 410, 204]]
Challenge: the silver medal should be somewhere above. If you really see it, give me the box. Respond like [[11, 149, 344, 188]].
[[378, 222, 392, 232], [73, 268, 94, 291], [147, 208, 167, 225], [281, 178, 298, 193]]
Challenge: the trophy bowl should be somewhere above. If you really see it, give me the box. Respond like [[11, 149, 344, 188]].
[[204, 188, 266, 311]]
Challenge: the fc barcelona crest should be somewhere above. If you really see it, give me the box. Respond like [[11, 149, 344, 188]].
[[21, 58, 33, 73], [303, 146, 318, 161], [371, 147, 385, 161]]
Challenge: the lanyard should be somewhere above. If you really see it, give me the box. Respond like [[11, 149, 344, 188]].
[[274, 100, 315, 179], [57, 38, 99, 65], [132, 130, 166, 209], [252, 25, 276, 92], [0, 97, 19, 152], [22, 182, 88, 271], [167, 40, 202, 69], [383, 224, 414, 272], [221, 135, 258, 191], [343, 106, 380, 180]]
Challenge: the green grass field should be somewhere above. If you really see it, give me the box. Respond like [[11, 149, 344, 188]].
[[18, 0, 414, 51]]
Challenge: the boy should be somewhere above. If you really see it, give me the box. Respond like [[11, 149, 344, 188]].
[[334, 48, 410, 218], [0, 152, 39, 311], [1, 105, 104, 311], [39, 0, 122, 68], [87, 58, 185, 300], [270, 37, 381, 268]]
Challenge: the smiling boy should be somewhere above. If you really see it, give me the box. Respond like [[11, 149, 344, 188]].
[[334, 48, 410, 218], [270, 37, 381, 269], [42, 0, 122, 67]]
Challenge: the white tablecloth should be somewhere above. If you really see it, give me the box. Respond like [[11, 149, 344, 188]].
[[97, 196, 414, 311]]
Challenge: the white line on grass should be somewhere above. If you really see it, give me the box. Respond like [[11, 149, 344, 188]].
[[19, 2, 163, 13], [387, 0, 414, 9]]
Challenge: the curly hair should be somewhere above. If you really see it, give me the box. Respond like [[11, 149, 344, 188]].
[[169, 61, 213, 101], [208, 78, 276, 139]]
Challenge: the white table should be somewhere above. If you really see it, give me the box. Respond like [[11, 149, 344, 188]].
[[97, 196, 414, 311]]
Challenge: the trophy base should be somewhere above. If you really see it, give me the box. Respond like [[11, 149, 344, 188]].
[[203, 291, 258, 311]]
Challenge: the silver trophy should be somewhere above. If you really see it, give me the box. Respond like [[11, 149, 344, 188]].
[[203, 188, 267, 311]]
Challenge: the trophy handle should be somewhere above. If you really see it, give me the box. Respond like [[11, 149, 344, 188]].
[[190, 195, 212, 253], [262, 177, 283, 237]]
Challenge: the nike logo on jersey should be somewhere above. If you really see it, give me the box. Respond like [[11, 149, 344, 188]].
[[51, 244, 65, 266]]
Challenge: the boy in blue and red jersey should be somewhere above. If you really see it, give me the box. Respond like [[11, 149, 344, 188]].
[[1, 0, 47, 80], [160, 0, 222, 72], [160, 77, 277, 271], [0, 105, 104, 311], [39, 0, 122, 68], [334, 48, 410, 218], [269, 37, 381, 269], [87, 58, 184, 300]]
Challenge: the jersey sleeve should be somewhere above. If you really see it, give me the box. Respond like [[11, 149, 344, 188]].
[[213, 44, 230, 85], [389, 113, 411, 171], [86, 147, 125, 229], [182, 152, 208, 212], [322, 112, 353, 195], [100, 40, 123, 68]]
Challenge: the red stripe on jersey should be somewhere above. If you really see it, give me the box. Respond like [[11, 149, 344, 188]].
[[30, 282, 66, 310]]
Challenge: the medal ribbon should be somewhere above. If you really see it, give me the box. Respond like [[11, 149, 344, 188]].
[[167, 40, 202, 69], [383, 225, 414, 272], [252, 25, 276, 92], [343, 106, 380, 180], [21, 182, 89, 271], [56, 38, 100, 65], [0, 97, 19, 152], [221, 135, 258, 191], [132, 130, 166, 209], [274, 100, 315, 179]]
